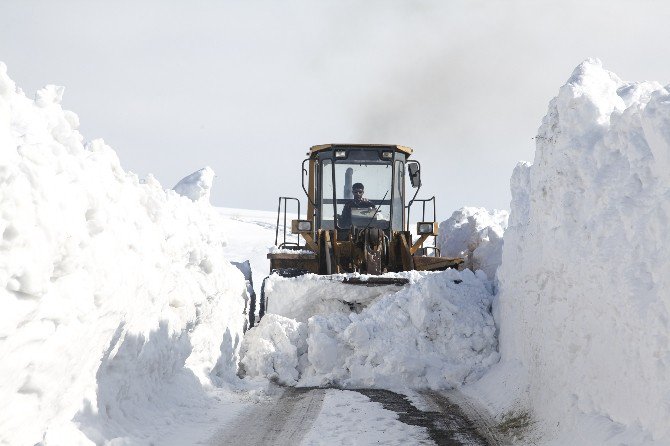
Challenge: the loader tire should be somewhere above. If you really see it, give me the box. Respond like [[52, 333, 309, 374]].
[[259, 276, 268, 321], [249, 291, 256, 328]]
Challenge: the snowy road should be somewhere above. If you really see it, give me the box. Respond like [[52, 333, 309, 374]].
[[212, 387, 325, 446], [217, 208, 502, 445], [211, 387, 499, 446]]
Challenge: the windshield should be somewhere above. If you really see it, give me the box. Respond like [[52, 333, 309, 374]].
[[320, 160, 395, 230]]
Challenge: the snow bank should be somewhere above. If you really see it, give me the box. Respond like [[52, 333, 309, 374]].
[[241, 269, 498, 390], [0, 64, 248, 445], [489, 59, 670, 444], [437, 207, 508, 280]]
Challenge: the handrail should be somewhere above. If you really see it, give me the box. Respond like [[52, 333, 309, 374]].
[[407, 196, 439, 257], [407, 196, 437, 224], [274, 197, 301, 248]]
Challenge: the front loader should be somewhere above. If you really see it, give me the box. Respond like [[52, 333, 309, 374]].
[[250, 144, 463, 327]]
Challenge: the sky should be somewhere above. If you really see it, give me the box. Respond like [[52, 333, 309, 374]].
[[2, 0, 669, 220]]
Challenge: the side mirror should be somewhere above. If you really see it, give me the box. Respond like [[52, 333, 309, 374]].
[[408, 162, 421, 188]]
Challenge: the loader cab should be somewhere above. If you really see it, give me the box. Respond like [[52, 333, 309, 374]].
[[310, 145, 409, 235]]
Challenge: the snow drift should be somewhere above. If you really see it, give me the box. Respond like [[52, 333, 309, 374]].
[[0, 64, 248, 445], [437, 207, 508, 281], [240, 269, 499, 390], [173, 166, 215, 202], [487, 59, 670, 444]]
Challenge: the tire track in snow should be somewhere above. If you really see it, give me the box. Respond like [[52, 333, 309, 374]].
[[212, 387, 505, 446], [211, 387, 325, 446], [358, 389, 494, 446], [424, 390, 508, 446]]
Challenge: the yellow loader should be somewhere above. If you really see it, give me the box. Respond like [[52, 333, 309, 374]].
[[250, 144, 463, 327]]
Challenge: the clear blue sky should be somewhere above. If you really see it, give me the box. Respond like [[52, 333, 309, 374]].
[[2, 0, 668, 220]]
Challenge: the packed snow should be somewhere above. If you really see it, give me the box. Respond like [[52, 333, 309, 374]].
[[300, 390, 432, 445], [0, 63, 250, 445], [240, 269, 499, 390], [466, 59, 670, 445]]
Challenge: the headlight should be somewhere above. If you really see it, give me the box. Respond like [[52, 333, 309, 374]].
[[381, 150, 393, 159], [292, 220, 313, 233], [335, 150, 347, 158], [417, 222, 437, 235]]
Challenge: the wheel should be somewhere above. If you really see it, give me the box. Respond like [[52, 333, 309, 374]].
[[248, 290, 256, 328], [259, 277, 268, 321]]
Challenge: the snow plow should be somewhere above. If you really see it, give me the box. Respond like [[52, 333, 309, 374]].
[[250, 144, 463, 327]]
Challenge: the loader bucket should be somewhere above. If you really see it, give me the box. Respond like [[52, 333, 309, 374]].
[[250, 272, 412, 325], [342, 276, 409, 286]]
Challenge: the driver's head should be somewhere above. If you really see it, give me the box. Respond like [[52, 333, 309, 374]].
[[352, 183, 364, 199]]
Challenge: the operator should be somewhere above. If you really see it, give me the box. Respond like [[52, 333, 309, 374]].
[[340, 182, 375, 227]]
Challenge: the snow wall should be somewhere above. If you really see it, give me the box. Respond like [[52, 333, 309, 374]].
[[0, 64, 248, 445], [491, 59, 670, 444]]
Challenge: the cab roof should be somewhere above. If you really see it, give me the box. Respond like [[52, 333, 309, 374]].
[[309, 144, 413, 157]]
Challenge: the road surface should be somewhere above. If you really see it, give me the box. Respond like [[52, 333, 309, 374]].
[[212, 387, 505, 446]]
